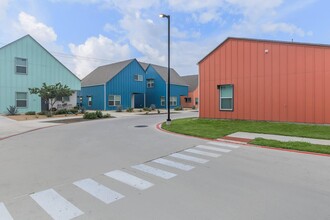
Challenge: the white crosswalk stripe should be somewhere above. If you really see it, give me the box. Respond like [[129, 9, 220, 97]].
[[73, 178, 124, 204], [132, 164, 177, 179], [207, 141, 241, 149], [105, 170, 154, 190], [185, 148, 221, 158], [196, 145, 232, 153], [169, 153, 209, 164], [152, 158, 195, 171], [30, 188, 84, 220], [0, 203, 13, 220]]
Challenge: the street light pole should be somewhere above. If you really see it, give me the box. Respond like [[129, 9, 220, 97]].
[[160, 13, 171, 125]]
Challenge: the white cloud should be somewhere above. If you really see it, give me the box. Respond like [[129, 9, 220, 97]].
[[69, 35, 131, 78], [262, 22, 306, 37], [15, 12, 57, 43]]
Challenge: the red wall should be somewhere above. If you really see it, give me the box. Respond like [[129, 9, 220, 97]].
[[199, 38, 330, 124], [181, 87, 199, 108]]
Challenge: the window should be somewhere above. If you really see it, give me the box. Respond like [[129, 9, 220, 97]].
[[87, 96, 92, 106], [219, 84, 233, 111], [170, 96, 177, 106], [62, 96, 70, 102], [160, 96, 165, 106], [184, 97, 192, 103], [15, 57, 27, 74], [109, 95, 121, 106], [134, 74, 143, 81], [195, 98, 199, 105], [147, 79, 154, 88], [16, 92, 27, 108], [78, 96, 83, 103]]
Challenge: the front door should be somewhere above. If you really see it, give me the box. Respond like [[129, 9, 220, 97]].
[[41, 98, 48, 111]]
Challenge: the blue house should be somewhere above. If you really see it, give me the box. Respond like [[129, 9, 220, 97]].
[[142, 63, 188, 109], [79, 59, 146, 110]]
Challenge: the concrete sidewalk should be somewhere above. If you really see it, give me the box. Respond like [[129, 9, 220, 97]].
[[228, 132, 330, 146]]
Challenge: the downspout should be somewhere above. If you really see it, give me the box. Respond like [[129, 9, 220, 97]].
[[104, 83, 106, 111]]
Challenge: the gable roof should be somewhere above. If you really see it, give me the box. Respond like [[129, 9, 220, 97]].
[[81, 59, 135, 87], [198, 37, 330, 64], [0, 34, 80, 81], [146, 63, 188, 86], [181, 75, 198, 92]]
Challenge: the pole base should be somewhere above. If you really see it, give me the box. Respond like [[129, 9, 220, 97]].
[[166, 119, 171, 126]]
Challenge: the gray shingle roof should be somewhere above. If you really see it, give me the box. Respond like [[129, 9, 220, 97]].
[[147, 63, 188, 86], [81, 59, 134, 87], [182, 75, 198, 92]]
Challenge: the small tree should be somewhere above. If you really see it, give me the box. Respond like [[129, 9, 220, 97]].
[[29, 82, 74, 115]]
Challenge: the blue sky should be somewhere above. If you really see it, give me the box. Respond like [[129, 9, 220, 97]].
[[0, 0, 329, 79]]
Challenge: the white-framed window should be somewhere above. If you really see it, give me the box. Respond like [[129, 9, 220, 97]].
[[87, 96, 92, 106], [195, 98, 199, 105], [109, 95, 121, 106], [219, 84, 233, 111], [147, 79, 154, 88], [15, 57, 28, 74], [62, 96, 70, 102], [160, 96, 165, 106], [134, 74, 143, 81], [170, 96, 177, 106], [184, 97, 191, 103], [16, 92, 28, 108]]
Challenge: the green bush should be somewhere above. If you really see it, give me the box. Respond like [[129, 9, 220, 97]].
[[126, 107, 133, 112], [69, 108, 78, 114], [174, 106, 183, 111], [103, 113, 111, 118], [192, 105, 196, 110], [46, 112, 53, 117], [83, 112, 98, 119], [55, 109, 68, 115], [143, 107, 151, 111], [7, 105, 18, 115], [37, 111, 46, 115], [95, 110, 103, 118], [25, 111, 36, 115]]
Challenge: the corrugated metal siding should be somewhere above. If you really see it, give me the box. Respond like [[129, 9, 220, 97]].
[[0, 35, 81, 113], [79, 85, 104, 110], [106, 59, 146, 110], [146, 65, 188, 108], [199, 38, 330, 124]]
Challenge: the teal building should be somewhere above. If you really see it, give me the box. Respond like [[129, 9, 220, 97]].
[[0, 35, 81, 114]]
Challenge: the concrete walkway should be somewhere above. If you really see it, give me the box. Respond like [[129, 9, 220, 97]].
[[228, 132, 330, 146]]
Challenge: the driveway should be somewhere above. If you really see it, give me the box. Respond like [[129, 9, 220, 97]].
[[0, 112, 329, 219]]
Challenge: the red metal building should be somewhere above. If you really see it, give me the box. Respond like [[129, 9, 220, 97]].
[[198, 37, 330, 124]]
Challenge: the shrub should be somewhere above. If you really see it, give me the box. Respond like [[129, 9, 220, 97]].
[[46, 111, 53, 117], [95, 110, 103, 118], [192, 105, 196, 110], [7, 105, 18, 115], [83, 112, 98, 119], [37, 111, 46, 115], [157, 109, 160, 114], [25, 111, 36, 115], [126, 107, 133, 112], [79, 107, 85, 114], [103, 113, 111, 118], [150, 104, 156, 110], [174, 106, 183, 111], [69, 108, 78, 114], [55, 109, 68, 115], [143, 107, 151, 111], [116, 105, 123, 112]]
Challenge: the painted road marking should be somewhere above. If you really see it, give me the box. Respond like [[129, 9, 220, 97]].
[[185, 149, 221, 158], [152, 158, 194, 171], [207, 141, 241, 149], [105, 170, 154, 190], [30, 188, 83, 220], [73, 178, 124, 204], [196, 145, 232, 153], [0, 203, 13, 220], [132, 164, 177, 179], [170, 153, 209, 164]]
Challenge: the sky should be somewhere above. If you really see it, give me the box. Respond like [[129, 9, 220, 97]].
[[0, 0, 329, 79]]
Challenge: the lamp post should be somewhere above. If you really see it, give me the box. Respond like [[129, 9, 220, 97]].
[[159, 13, 171, 125]]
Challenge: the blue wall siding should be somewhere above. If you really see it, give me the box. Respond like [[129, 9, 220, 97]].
[[146, 65, 188, 108], [106, 59, 146, 110], [79, 85, 104, 110]]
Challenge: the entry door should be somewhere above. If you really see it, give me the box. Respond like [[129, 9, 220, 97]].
[[41, 98, 48, 111]]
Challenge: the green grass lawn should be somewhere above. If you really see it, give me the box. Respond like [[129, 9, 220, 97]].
[[250, 138, 330, 155], [162, 118, 330, 140]]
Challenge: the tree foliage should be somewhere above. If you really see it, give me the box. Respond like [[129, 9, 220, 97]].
[[29, 82, 74, 114]]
